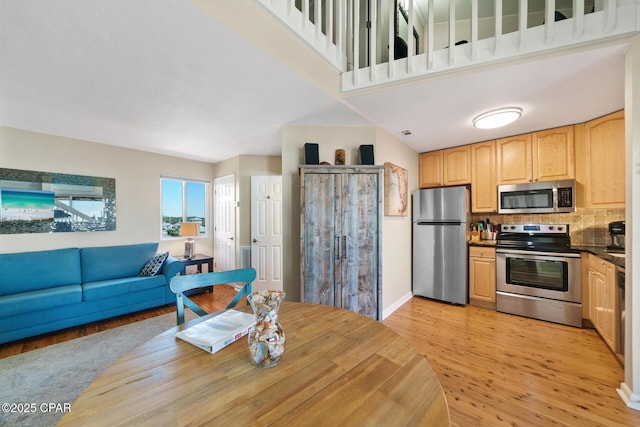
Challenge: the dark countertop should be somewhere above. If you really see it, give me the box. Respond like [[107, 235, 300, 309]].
[[572, 245, 626, 269], [467, 241, 625, 268], [468, 240, 497, 247]]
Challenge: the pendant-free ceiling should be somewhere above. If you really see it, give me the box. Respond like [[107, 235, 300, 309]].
[[473, 107, 522, 129]]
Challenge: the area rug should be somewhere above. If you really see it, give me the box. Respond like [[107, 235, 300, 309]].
[[0, 313, 176, 427]]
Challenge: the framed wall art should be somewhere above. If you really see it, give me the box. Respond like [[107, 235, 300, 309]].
[[384, 162, 408, 216], [0, 167, 116, 234]]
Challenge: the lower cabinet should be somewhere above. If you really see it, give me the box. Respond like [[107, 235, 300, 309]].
[[588, 254, 617, 352], [469, 246, 496, 309]]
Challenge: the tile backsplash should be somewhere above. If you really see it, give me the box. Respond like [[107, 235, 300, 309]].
[[471, 208, 625, 246]]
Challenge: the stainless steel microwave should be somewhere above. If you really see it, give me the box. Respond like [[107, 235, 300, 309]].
[[498, 180, 576, 214]]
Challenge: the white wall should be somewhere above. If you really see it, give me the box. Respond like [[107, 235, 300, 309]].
[[281, 124, 418, 316], [0, 126, 215, 256], [213, 155, 281, 268], [621, 33, 640, 411], [375, 126, 419, 315]]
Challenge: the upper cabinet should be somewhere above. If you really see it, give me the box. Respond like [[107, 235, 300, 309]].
[[443, 146, 471, 186], [419, 151, 443, 188], [419, 146, 470, 188], [496, 126, 574, 185], [496, 133, 533, 184], [533, 125, 575, 182], [582, 111, 625, 209], [470, 141, 497, 212], [418, 112, 625, 211]]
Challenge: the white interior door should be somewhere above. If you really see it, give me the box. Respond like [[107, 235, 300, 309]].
[[214, 174, 236, 271], [251, 176, 283, 291]]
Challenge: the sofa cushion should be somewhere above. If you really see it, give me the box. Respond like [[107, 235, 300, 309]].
[[0, 248, 81, 296], [82, 275, 165, 301], [80, 243, 159, 283], [0, 285, 82, 317], [139, 252, 169, 277]]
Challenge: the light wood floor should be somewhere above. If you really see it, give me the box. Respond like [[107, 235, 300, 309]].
[[384, 297, 640, 427], [2, 290, 639, 426]]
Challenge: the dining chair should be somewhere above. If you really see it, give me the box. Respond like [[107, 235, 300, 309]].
[[169, 267, 257, 325]]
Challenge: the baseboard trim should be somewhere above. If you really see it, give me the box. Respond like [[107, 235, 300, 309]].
[[617, 381, 640, 411], [382, 292, 414, 320]]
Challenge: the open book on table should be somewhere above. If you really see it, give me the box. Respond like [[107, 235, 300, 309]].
[[175, 309, 256, 354]]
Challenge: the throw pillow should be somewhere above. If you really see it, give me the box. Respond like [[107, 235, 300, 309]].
[[139, 252, 169, 277]]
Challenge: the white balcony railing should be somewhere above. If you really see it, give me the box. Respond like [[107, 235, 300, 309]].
[[257, 0, 639, 92]]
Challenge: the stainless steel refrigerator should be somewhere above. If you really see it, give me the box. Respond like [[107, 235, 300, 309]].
[[412, 186, 469, 305]]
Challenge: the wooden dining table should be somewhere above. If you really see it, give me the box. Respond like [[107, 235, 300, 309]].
[[58, 302, 450, 426]]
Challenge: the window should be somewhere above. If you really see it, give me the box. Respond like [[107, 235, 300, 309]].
[[161, 177, 209, 239]]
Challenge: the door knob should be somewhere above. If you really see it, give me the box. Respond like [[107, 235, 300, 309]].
[[253, 238, 258, 243], [228, 237, 234, 240]]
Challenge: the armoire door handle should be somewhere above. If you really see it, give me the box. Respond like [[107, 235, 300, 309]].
[[335, 236, 340, 260], [342, 236, 347, 260]]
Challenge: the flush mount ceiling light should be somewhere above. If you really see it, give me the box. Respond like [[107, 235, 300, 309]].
[[473, 107, 522, 129]]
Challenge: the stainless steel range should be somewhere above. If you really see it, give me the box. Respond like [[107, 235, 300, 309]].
[[496, 224, 582, 327]]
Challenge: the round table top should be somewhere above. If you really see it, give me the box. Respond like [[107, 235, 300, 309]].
[[58, 302, 450, 426]]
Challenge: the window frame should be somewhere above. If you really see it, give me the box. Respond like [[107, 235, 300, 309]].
[[160, 176, 210, 240]]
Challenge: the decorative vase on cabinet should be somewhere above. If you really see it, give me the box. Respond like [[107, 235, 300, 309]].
[[300, 166, 383, 320]]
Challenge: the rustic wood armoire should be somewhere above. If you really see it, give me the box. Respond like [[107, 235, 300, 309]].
[[300, 165, 383, 320]]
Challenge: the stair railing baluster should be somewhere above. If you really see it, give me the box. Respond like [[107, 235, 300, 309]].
[[574, 0, 584, 37], [495, 0, 503, 54], [428, 0, 434, 69], [519, 0, 528, 48]]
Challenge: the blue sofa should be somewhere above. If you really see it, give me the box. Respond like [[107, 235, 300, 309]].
[[0, 243, 182, 344]]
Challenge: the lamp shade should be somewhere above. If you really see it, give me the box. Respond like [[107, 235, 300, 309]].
[[179, 222, 200, 237]]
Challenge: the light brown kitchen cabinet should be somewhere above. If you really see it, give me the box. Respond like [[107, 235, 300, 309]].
[[470, 141, 497, 212], [532, 125, 575, 181], [419, 151, 443, 188], [497, 126, 575, 184], [419, 147, 471, 188], [583, 110, 625, 209], [588, 254, 617, 353], [469, 246, 496, 309], [443, 145, 471, 186], [496, 133, 532, 184]]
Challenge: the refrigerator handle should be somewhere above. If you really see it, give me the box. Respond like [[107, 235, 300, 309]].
[[342, 236, 347, 260], [335, 236, 340, 259]]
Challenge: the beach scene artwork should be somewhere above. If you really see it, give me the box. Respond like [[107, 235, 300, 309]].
[[1, 189, 55, 222], [0, 168, 116, 234]]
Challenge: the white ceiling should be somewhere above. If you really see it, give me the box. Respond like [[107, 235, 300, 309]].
[[0, 1, 627, 163], [350, 42, 626, 152]]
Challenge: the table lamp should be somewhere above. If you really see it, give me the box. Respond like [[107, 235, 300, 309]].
[[179, 222, 199, 259]]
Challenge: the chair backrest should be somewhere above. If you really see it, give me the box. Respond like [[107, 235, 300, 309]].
[[169, 268, 257, 325]]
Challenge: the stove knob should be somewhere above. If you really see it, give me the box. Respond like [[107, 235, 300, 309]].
[[557, 226, 564, 231], [549, 226, 555, 230], [510, 226, 516, 230]]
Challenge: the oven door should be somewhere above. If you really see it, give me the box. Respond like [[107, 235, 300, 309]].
[[496, 249, 581, 303]]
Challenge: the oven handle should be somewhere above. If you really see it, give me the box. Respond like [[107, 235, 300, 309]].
[[496, 248, 581, 258]]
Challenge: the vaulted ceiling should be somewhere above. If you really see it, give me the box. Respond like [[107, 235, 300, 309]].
[[0, 1, 626, 163]]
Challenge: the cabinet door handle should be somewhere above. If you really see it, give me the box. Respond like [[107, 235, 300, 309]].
[[342, 236, 347, 260], [335, 236, 340, 260]]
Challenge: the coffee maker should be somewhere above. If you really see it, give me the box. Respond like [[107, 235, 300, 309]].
[[607, 221, 625, 252]]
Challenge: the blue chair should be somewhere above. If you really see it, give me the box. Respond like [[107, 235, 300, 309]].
[[169, 268, 256, 325]]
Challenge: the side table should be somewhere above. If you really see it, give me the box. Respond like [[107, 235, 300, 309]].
[[175, 254, 214, 295], [176, 253, 214, 274]]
